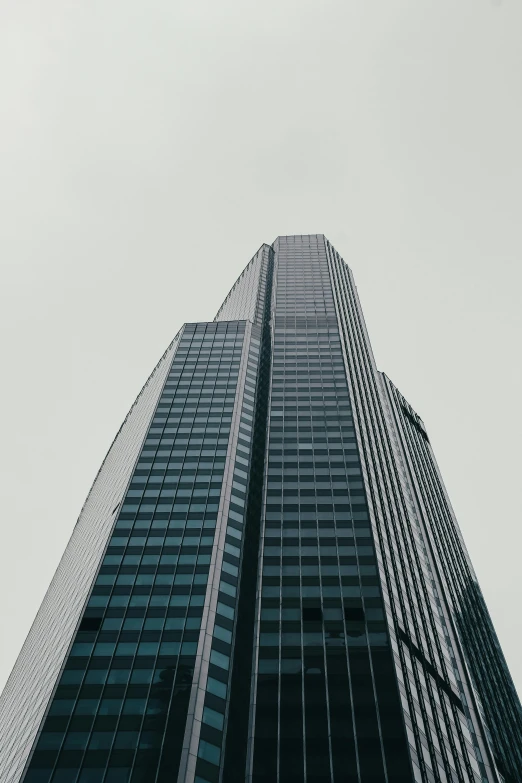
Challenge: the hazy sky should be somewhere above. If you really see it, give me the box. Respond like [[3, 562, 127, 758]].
[[1, 0, 521, 700]]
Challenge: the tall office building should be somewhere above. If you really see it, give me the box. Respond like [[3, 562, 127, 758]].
[[1, 235, 521, 783]]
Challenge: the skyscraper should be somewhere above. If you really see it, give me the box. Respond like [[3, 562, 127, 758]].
[[1, 234, 520, 783]]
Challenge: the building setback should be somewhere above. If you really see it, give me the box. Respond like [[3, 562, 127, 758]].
[[1, 235, 521, 783]]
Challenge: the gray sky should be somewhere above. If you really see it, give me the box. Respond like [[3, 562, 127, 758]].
[[1, 0, 521, 700]]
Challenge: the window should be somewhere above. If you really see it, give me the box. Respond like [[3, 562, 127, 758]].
[[303, 607, 322, 622], [344, 606, 365, 623]]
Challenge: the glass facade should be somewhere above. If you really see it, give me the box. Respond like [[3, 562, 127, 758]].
[[1, 235, 520, 783]]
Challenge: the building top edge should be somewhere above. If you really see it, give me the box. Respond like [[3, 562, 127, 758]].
[[184, 319, 251, 327], [271, 233, 326, 244]]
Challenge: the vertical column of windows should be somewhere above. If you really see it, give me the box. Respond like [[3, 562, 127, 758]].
[[385, 378, 522, 782], [218, 249, 275, 783], [381, 379, 494, 782], [192, 325, 263, 783], [325, 241, 486, 783], [25, 322, 246, 783], [329, 247, 472, 782], [251, 237, 405, 783]]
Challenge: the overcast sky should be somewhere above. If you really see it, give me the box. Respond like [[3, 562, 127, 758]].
[[0, 0, 521, 699]]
